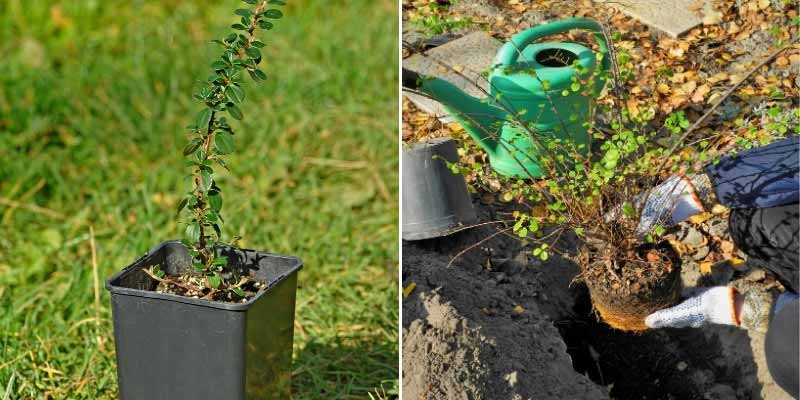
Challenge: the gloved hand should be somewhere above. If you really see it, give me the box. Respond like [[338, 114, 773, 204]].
[[635, 173, 716, 238], [645, 286, 784, 332], [644, 286, 738, 329]]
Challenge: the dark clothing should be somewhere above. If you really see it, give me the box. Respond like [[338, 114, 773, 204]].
[[729, 204, 799, 293], [706, 136, 799, 209], [707, 137, 799, 398], [765, 299, 799, 398]]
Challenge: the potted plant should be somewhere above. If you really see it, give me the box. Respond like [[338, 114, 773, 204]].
[[404, 24, 688, 331], [105, 1, 302, 398]]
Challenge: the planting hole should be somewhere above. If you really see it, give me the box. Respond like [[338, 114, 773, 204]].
[[535, 48, 577, 67], [556, 285, 758, 399]]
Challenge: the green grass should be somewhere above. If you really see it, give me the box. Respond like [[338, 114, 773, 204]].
[[0, 0, 398, 398]]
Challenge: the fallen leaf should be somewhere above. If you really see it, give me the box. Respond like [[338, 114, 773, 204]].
[[700, 261, 713, 275], [688, 212, 711, 224], [711, 204, 728, 215], [403, 282, 417, 298], [729, 257, 746, 266], [513, 305, 525, 314], [680, 80, 697, 95], [720, 240, 735, 253], [646, 250, 660, 263], [657, 83, 671, 94], [692, 84, 711, 103]]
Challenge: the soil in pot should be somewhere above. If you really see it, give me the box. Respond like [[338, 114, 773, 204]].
[[579, 240, 682, 331]]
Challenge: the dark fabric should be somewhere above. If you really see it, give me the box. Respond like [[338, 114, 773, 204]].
[[765, 299, 799, 399], [729, 203, 799, 293], [706, 136, 799, 209]]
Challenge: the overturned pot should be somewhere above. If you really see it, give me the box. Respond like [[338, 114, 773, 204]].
[[580, 240, 682, 331], [105, 240, 302, 400], [402, 137, 477, 240]]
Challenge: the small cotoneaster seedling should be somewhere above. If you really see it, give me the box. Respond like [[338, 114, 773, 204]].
[[174, 0, 286, 296]]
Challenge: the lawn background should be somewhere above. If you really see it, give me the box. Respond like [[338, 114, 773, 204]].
[[0, 0, 398, 398]]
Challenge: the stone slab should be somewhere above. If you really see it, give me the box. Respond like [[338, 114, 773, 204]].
[[402, 31, 502, 123], [607, 0, 705, 38]]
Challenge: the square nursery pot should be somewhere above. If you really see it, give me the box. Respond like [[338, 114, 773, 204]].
[[105, 240, 302, 400]]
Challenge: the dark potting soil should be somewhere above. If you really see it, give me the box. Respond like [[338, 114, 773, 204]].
[[402, 201, 762, 399]]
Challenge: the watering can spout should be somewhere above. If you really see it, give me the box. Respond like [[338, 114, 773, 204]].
[[403, 69, 507, 155]]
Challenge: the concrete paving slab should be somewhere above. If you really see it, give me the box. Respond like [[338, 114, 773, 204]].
[[403, 31, 501, 123], [606, 0, 705, 38]]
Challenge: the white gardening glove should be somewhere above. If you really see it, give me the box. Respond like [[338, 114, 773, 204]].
[[646, 286, 779, 332], [635, 173, 714, 238], [645, 286, 738, 329]]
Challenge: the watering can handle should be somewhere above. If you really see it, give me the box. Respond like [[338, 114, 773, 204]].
[[495, 18, 611, 70]]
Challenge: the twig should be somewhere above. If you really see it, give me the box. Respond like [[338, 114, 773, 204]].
[[446, 227, 513, 268], [141, 268, 206, 294]]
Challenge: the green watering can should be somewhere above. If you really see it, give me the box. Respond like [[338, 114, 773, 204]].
[[415, 18, 611, 178]]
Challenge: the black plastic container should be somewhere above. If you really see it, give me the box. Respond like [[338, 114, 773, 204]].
[[105, 241, 302, 400], [402, 137, 477, 240]]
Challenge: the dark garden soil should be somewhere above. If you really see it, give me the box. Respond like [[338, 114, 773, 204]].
[[402, 201, 786, 399]]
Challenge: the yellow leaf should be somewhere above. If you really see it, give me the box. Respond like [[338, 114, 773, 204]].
[[513, 305, 525, 314], [688, 212, 711, 224], [711, 204, 728, 215], [403, 282, 417, 298], [502, 192, 514, 202], [729, 257, 746, 266], [699, 262, 713, 275], [680, 80, 697, 96], [453, 65, 465, 73], [656, 83, 671, 94], [692, 84, 711, 103]]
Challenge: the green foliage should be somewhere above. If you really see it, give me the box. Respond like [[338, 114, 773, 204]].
[[664, 110, 690, 134], [409, 1, 475, 37], [180, 0, 285, 289]]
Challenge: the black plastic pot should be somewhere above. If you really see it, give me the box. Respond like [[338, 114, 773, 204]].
[[105, 240, 302, 400], [402, 137, 477, 240]]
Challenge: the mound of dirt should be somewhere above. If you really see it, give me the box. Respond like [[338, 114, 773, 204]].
[[402, 224, 607, 400], [402, 202, 785, 399]]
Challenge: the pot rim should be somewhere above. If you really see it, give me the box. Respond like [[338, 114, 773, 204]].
[[105, 240, 303, 311]]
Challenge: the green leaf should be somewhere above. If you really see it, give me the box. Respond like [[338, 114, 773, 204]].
[[232, 287, 246, 297], [183, 138, 202, 156], [228, 85, 245, 103], [249, 69, 267, 81], [212, 256, 228, 266], [622, 202, 635, 217], [258, 20, 274, 30], [207, 273, 221, 289], [186, 222, 201, 242], [246, 47, 261, 59], [251, 40, 266, 48], [268, 0, 287, 5], [231, 23, 247, 30], [234, 8, 252, 17], [176, 197, 188, 216], [200, 170, 213, 192], [243, 0, 257, 3], [571, 82, 580, 92], [227, 104, 243, 120], [208, 191, 223, 212], [211, 60, 227, 71], [264, 9, 283, 18], [215, 132, 235, 154], [197, 108, 212, 130], [539, 251, 549, 261], [193, 262, 206, 272]]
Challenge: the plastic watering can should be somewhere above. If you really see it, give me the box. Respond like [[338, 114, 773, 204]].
[[416, 18, 611, 178]]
